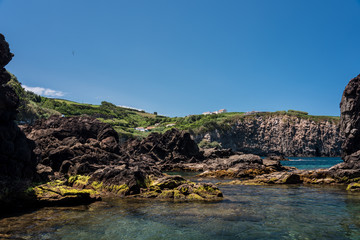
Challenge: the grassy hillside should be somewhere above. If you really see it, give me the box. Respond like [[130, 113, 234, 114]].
[[6, 73, 61, 123], [8, 72, 340, 141]]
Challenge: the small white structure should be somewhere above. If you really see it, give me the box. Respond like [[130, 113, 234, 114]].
[[202, 109, 227, 115], [166, 123, 176, 127], [135, 127, 147, 132]]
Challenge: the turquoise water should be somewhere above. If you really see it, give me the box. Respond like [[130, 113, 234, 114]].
[[2, 184, 360, 240], [2, 157, 360, 240], [281, 157, 343, 170]]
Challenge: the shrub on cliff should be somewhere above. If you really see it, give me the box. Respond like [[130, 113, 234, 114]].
[[6, 72, 60, 123], [198, 140, 222, 149]]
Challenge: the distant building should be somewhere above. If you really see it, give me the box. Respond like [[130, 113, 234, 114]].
[[202, 109, 227, 115], [146, 126, 156, 130], [135, 127, 147, 132], [166, 123, 176, 127]]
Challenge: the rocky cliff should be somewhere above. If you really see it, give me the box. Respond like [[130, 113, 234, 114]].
[[329, 74, 360, 178], [194, 115, 341, 157], [0, 34, 38, 209]]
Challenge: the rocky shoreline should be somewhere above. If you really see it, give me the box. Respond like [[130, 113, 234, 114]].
[[1, 33, 360, 216]]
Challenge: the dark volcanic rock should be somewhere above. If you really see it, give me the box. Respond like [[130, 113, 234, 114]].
[[340, 74, 360, 160], [328, 74, 360, 178], [23, 117, 222, 201], [0, 34, 37, 212], [22, 116, 128, 179], [121, 128, 203, 169]]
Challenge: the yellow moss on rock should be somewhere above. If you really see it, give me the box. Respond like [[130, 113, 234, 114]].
[[186, 193, 204, 201], [68, 175, 90, 188], [158, 190, 175, 199], [347, 182, 360, 191]]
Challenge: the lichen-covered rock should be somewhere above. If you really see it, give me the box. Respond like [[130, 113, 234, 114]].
[[346, 182, 360, 191], [32, 180, 101, 206], [136, 175, 223, 201]]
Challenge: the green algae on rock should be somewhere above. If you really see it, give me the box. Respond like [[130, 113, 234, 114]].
[[135, 175, 223, 201], [32, 180, 101, 206], [32, 174, 223, 205]]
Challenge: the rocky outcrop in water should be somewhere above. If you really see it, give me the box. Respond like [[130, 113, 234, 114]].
[[328, 74, 360, 178], [194, 115, 341, 157], [0, 34, 38, 211]]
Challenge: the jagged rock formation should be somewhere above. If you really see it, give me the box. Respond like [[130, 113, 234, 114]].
[[329, 74, 360, 178], [120, 128, 203, 170], [0, 34, 38, 210], [22, 116, 162, 191], [22, 116, 223, 202], [194, 115, 341, 157], [340, 74, 360, 160]]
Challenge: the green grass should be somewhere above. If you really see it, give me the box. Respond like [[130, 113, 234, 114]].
[[8, 71, 340, 141]]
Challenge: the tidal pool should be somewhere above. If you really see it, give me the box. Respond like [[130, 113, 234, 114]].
[[1, 183, 360, 240], [1, 158, 359, 240]]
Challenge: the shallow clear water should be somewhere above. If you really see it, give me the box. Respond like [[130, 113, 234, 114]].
[[281, 157, 342, 170], [2, 157, 359, 240], [2, 183, 360, 239]]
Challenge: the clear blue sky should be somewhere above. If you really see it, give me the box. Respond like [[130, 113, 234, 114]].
[[1, 0, 359, 117]]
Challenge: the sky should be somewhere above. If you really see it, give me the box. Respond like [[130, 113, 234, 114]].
[[0, 0, 359, 117]]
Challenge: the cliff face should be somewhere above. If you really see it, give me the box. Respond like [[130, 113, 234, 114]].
[[338, 74, 360, 168], [194, 115, 341, 157], [0, 34, 38, 210]]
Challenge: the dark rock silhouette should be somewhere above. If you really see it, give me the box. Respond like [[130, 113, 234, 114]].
[[340, 74, 360, 160], [0, 34, 38, 211], [329, 74, 360, 178]]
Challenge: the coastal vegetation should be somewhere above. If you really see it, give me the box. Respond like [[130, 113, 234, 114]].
[[9, 72, 340, 142]]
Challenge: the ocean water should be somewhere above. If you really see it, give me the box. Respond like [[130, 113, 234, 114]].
[[2, 157, 360, 240], [281, 157, 343, 170]]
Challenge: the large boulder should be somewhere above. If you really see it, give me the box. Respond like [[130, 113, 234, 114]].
[[121, 128, 203, 169]]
